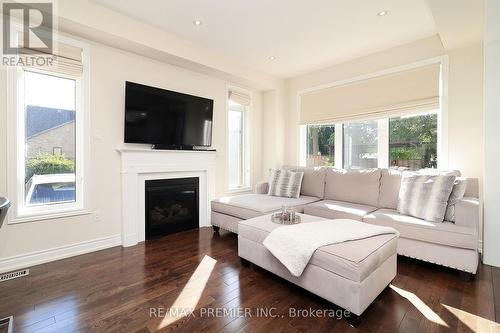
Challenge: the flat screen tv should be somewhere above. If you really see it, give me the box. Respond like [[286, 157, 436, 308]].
[[124, 81, 214, 148]]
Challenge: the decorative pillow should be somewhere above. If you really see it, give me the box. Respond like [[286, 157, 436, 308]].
[[444, 178, 468, 222], [378, 168, 404, 209], [418, 169, 461, 177], [282, 165, 327, 198], [268, 169, 304, 199], [397, 173, 456, 223]]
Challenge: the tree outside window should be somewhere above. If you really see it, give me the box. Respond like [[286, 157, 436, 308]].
[[306, 125, 335, 167], [389, 113, 438, 170]]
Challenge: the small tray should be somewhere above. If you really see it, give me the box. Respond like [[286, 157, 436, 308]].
[[271, 212, 301, 225]]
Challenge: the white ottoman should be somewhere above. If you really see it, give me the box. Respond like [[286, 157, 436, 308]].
[[238, 213, 398, 324]]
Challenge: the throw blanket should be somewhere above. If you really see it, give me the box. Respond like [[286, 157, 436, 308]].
[[263, 219, 399, 277]]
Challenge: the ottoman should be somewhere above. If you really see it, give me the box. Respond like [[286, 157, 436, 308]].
[[238, 213, 398, 320]]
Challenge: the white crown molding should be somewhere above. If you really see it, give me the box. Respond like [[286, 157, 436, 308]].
[[0, 234, 121, 273]]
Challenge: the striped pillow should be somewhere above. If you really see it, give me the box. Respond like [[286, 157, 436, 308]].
[[397, 173, 456, 223], [268, 169, 304, 198]]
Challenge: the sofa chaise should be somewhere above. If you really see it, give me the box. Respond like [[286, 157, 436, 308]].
[[211, 167, 480, 275]]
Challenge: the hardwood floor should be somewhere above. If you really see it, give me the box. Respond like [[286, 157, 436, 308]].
[[1, 228, 499, 333]]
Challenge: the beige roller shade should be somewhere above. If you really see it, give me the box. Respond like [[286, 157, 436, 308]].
[[17, 36, 83, 77], [300, 64, 441, 124], [229, 89, 251, 106]]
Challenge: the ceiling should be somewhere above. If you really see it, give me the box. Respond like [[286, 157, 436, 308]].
[[89, 0, 472, 78]]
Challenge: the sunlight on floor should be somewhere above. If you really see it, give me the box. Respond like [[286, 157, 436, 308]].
[[157, 255, 217, 329], [390, 285, 448, 327], [442, 304, 500, 332]]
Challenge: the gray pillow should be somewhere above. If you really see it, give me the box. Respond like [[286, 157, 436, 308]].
[[397, 173, 456, 223], [268, 169, 304, 199], [444, 178, 468, 222]]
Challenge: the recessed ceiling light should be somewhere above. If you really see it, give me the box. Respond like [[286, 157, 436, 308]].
[[268, 56, 276, 60], [377, 10, 388, 16], [193, 20, 202, 26]]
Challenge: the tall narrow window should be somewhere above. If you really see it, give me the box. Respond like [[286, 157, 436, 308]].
[[389, 113, 438, 170], [306, 124, 335, 167], [9, 38, 85, 221], [24, 71, 77, 206], [343, 120, 378, 169], [227, 89, 250, 191]]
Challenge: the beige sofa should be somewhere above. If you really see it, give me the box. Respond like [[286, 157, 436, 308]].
[[211, 167, 480, 275]]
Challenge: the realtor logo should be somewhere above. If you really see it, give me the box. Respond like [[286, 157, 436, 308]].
[[2, 1, 53, 55]]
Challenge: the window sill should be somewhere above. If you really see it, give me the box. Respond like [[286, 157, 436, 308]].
[[227, 186, 252, 194], [8, 209, 92, 225]]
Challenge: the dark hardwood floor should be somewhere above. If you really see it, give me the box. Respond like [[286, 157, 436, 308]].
[[1, 228, 499, 333]]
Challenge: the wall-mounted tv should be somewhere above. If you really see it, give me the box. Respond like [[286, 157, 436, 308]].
[[124, 81, 214, 149]]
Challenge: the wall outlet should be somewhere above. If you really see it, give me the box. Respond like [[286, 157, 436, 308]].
[[94, 211, 101, 222]]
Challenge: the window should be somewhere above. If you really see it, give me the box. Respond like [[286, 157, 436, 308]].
[[23, 71, 77, 206], [227, 88, 251, 191], [8, 38, 86, 222], [389, 113, 438, 169], [305, 124, 335, 167], [228, 103, 245, 188], [302, 112, 439, 171], [343, 120, 378, 169]]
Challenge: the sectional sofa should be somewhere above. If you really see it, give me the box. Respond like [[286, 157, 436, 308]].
[[211, 167, 480, 275]]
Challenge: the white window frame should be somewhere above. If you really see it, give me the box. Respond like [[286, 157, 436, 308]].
[[297, 56, 448, 169], [6, 33, 91, 224], [226, 85, 252, 193]]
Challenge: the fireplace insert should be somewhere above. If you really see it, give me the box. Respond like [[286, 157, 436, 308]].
[[145, 177, 199, 239]]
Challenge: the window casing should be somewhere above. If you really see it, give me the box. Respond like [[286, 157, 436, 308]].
[[7, 35, 88, 223], [227, 88, 251, 192], [298, 58, 447, 170]]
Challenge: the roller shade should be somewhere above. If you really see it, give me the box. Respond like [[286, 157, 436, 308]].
[[17, 36, 83, 77], [229, 89, 251, 106], [300, 64, 441, 124]]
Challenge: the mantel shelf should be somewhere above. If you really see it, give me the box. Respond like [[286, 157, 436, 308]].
[[116, 147, 217, 154]]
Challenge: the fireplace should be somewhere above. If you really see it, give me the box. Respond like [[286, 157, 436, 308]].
[[145, 177, 199, 239]]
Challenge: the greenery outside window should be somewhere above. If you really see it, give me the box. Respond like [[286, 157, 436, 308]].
[[305, 124, 335, 167], [389, 113, 438, 169], [302, 112, 438, 171]]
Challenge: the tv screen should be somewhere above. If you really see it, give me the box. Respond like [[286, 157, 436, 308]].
[[124, 81, 213, 147]]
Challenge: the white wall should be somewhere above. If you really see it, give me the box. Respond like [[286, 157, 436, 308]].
[[483, 0, 500, 267], [0, 40, 264, 261], [262, 87, 287, 175], [447, 45, 484, 179]]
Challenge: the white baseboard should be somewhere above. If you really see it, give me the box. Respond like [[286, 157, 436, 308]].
[[0, 234, 122, 273]]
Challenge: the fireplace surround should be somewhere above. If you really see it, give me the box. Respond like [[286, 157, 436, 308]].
[[118, 147, 216, 247]]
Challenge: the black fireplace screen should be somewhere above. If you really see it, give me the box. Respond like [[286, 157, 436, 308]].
[[145, 177, 199, 239]]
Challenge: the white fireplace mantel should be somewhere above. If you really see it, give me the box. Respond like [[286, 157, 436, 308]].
[[117, 147, 217, 247]]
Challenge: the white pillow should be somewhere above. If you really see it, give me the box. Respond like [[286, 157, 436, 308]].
[[397, 173, 456, 223], [417, 168, 461, 177], [444, 178, 467, 222], [268, 169, 304, 199]]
